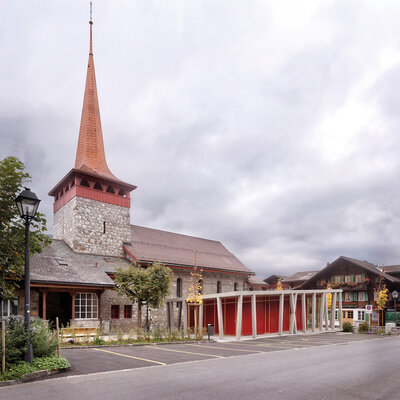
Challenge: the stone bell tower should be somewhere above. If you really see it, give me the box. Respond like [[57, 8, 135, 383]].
[[49, 14, 136, 257]]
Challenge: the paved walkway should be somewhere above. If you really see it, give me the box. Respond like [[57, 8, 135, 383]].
[[56, 332, 389, 378]]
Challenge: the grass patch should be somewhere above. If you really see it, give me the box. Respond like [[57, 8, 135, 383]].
[[1, 356, 70, 382]]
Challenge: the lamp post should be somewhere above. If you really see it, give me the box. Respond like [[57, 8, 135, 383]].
[[15, 187, 41, 363], [392, 290, 399, 327]]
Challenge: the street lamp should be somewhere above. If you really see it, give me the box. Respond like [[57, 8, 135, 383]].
[[15, 187, 41, 363], [392, 290, 399, 327]]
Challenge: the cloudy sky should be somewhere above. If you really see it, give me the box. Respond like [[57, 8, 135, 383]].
[[2, 1, 400, 277]]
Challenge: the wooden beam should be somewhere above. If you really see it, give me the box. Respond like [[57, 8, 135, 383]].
[[302, 293, 307, 333], [319, 293, 324, 332], [330, 292, 337, 330], [278, 293, 284, 335], [217, 297, 224, 339], [251, 294, 257, 338], [42, 289, 47, 320], [235, 295, 243, 340], [312, 293, 316, 332], [338, 291, 343, 330]]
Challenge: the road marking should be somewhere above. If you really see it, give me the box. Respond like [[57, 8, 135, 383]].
[[145, 345, 223, 358], [187, 344, 263, 353], [92, 348, 166, 365]]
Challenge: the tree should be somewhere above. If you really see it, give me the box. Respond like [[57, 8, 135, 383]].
[[0, 156, 51, 301], [186, 265, 203, 338], [114, 262, 173, 328]]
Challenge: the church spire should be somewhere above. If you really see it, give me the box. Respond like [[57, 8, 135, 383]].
[[74, 3, 116, 180]]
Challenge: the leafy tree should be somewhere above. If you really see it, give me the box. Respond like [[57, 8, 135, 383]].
[[0, 156, 51, 301], [186, 266, 203, 338], [114, 262, 173, 328]]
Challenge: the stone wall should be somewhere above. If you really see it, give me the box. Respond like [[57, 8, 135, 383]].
[[54, 196, 130, 257]]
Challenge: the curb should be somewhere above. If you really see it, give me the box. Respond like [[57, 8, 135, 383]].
[[0, 366, 71, 387], [61, 339, 215, 350]]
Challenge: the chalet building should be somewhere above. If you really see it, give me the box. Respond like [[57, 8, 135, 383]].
[[2, 17, 254, 328], [245, 275, 270, 291], [282, 271, 319, 289], [299, 256, 400, 326], [263, 274, 289, 290]]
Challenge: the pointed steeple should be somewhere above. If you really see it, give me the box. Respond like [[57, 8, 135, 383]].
[[74, 6, 116, 180]]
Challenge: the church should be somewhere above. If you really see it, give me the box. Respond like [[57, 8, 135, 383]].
[[13, 17, 254, 330]]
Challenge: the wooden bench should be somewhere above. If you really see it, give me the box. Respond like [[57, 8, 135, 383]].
[[60, 327, 98, 337]]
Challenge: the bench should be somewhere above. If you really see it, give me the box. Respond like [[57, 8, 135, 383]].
[[60, 327, 98, 337]]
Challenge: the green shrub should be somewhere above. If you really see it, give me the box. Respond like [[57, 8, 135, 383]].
[[0, 316, 28, 365], [342, 321, 354, 332], [1, 356, 70, 382], [30, 319, 57, 358], [358, 322, 369, 333]]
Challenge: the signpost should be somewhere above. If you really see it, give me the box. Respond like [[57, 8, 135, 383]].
[[365, 305, 373, 330]]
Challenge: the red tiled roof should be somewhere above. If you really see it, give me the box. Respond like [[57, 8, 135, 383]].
[[125, 225, 252, 274]]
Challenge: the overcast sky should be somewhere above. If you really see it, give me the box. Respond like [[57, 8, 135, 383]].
[[2, 1, 400, 278]]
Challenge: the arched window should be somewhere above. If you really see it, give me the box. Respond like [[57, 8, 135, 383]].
[[176, 278, 182, 298], [94, 182, 103, 191], [217, 281, 222, 293], [80, 179, 90, 187], [106, 185, 115, 194], [234, 282, 238, 291]]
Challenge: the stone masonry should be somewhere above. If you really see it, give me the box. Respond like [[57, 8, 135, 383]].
[[54, 196, 130, 257]]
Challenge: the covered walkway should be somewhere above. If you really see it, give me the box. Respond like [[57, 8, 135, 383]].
[[166, 289, 343, 339]]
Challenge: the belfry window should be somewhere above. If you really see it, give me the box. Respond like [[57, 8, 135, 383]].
[[234, 282, 238, 291], [80, 179, 90, 187], [94, 182, 103, 191], [118, 188, 126, 197], [106, 185, 115, 194], [217, 281, 222, 293]]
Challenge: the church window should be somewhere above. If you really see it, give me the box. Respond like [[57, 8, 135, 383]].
[[176, 278, 182, 298], [80, 179, 90, 187], [234, 282, 238, 291], [94, 182, 103, 191], [124, 305, 132, 319], [103, 221, 106, 234], [217, 281, 222, 293], [106, 185, 115, 194], [74, 293, 98, 319], [111, 305, 120, 319]]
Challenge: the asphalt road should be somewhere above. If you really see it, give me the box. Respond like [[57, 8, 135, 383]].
[[2, 333, 399, 400]]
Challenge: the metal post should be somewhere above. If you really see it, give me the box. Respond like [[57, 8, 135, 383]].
[[394, 297, 397, 326], [24, 217, 33, 363]]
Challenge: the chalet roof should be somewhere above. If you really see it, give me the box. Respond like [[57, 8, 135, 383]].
[[381, 265, 400, 273], [125, 225, 252, 275], [299, 256, 400, 289], [30, 240, 128, 287], [247, 275, 269, 286], [282, 270, 319, 283], [263, 274, 286, 284]]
